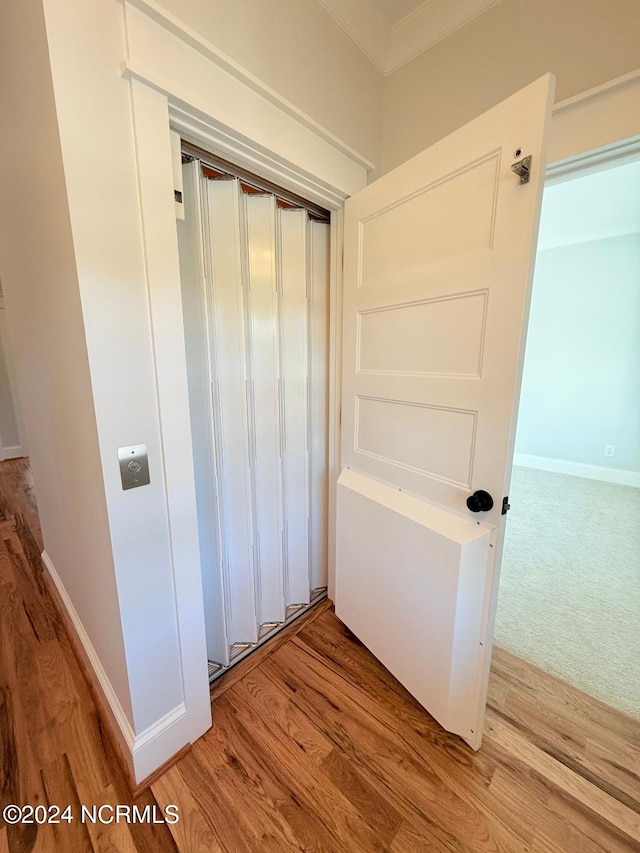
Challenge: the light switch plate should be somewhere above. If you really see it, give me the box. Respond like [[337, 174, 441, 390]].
[[118, 444, 150, 490]]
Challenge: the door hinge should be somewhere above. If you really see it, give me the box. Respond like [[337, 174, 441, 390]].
[[502, 496, 511, 515], [511, 155, 532, 184]]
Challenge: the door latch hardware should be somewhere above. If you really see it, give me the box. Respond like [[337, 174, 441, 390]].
[[502, 496, 511, 515], [511, 155, 532, 184]]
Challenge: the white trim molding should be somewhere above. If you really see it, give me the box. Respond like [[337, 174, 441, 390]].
[[128, 76, 213, 780], [132, 703, 188, 781], [0, 445, 24, 461], [548, 70, 640, 167], [513, 454, 640, 489], [553, 69, 640, 116], [546, 134, 640, 185], [123, 0, 373, 181], [315, 0, 503, 75]]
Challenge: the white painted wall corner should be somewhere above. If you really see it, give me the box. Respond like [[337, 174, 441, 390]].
[[42, 550, 190, 782], [41, 550, 136, 748]]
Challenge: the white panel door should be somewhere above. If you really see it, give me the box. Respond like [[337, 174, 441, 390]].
[[336, 75, 555, 749]]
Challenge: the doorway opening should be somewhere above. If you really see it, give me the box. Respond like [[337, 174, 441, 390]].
[[494, 155, 640, 719], [176, 144, 331, 681]]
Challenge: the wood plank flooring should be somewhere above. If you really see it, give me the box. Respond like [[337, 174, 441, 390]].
[[1, 457, 639, 851], [0, 460, 178, 853]]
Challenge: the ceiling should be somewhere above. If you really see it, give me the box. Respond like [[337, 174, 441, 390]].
[[369, 0, 429, 28], [315, 0, 503, 74], [537, 160, 640, 251]]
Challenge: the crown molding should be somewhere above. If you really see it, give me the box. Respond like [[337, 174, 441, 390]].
[[315, 0, 504, 75], [314, 0, 390, 73], [388, 0, 504, 73]]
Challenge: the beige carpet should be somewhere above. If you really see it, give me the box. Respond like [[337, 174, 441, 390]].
[[494, 466, 640, 720]]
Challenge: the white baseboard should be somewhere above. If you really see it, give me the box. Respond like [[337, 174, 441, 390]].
[[513, 453, 640, 488], [42, 550, 189, 783], [132, 702, 187, 781], [41, 550, 136, 752], [0, 445, 24, 460]]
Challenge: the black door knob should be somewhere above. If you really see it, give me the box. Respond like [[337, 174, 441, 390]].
[[466, 490, 494, 512]]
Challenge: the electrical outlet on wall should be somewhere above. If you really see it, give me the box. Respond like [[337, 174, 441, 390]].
[[604, 445, 616, 457]]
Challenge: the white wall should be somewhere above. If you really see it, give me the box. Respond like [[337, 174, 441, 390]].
[[380, 0, 640, 175], [153, 0, 383, 167], [40, 0, 188, 738], [0, 0, 205, 780], [0, 0, 133, 726], [515, 233, 640, 474]]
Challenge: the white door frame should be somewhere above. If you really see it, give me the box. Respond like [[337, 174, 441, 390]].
[[546, 133, 640, 185]]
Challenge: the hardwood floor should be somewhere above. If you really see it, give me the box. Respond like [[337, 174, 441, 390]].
[[1, 457, 639, 852], [0, 460, 178, 853]]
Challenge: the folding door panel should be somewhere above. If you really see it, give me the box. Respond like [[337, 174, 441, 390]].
[[178, 162, 228, 663], [308, 221, 330, 593], [278, 209, 311, 606], [180, 158, 331, 668], [246, 195, 286, 625], [205, 179, 258, 646]]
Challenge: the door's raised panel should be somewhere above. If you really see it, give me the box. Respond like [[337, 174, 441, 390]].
[[355, 396, 476, 487], [358, 153, 500, 288], [357, 290, 488, 377]]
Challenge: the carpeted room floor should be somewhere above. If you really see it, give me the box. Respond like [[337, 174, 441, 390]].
[[494, 465, 640, 720]]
